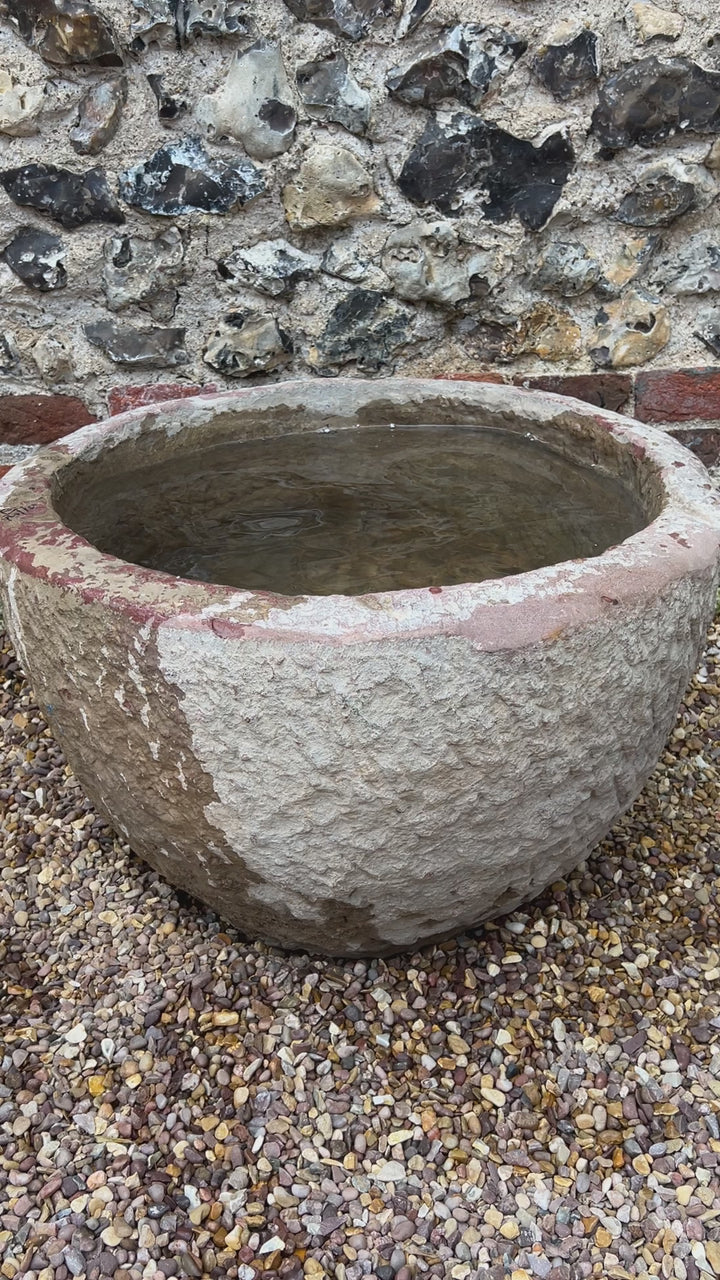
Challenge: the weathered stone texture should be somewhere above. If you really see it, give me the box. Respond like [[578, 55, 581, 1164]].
[[1, 382, 718, 954], [0, 0, 717, 400]]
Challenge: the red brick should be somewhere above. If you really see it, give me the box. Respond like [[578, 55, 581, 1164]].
[[515, 373, 632, 414], [108, 383, 219, 416], [667, 428, 720, 469], [635, 369, 720, 424], [0, 394, 95, 446]]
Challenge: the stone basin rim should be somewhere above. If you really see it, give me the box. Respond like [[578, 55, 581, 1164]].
[[1, 377, 719, 651]]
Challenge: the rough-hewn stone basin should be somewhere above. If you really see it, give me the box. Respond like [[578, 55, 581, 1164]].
[[1, 379, 719, 956]]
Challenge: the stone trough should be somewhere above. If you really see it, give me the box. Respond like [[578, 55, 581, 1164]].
[[0, 378, 719, 955]]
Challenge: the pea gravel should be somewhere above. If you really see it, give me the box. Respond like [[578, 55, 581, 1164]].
[[2, 610, 720, 1280]]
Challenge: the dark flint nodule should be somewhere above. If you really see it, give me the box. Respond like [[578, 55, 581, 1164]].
[[218, 239, 319, 297], [119, 137, 265, 216], [281, 0, 393, 42], [69, 78, 127, 155], [397, 0, 433, 38], [3, 0, 122, 66], [591, 56, 720, 150], [1, 227, 66, 291], [147, 75, 187, 121], [534, 31, 600, 101], [397, 114, 574, 229], [296, 52, 370, 134], [85, 320, 188, 366], [696, 314, 720, 358], [314, 288, 413, 373], [616, 171, 696, 227], [387, 25, 527, 110], [0, 334, 17, 373], [183, 0, 249, 38], [130, 0, 250, 50], [258, 98, 296, 132], [0, 164, 124, 229]]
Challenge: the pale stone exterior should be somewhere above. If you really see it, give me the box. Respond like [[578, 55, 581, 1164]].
[[1, 379, 719, 953]]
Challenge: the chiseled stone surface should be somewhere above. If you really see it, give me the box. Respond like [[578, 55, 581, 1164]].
[[1, 380, 719, 955], [0, 0, 717, 399]]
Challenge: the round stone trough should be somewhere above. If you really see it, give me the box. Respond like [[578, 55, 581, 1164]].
[[1, 378, 719, 956]]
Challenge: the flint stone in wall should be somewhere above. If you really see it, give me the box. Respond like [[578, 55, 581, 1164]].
[[0, 163, 124, 229], [308, 288, 413, 373], [1, 226, 66, 291], [130, 0, 176, 47], [281, 0, 393, 42], [85, 320, 188, 366], [632, 2, 684, 42], [533, 32, 600, 101], [283, 144, 379, 230], [218, 239, 320, 297], [203, 311, 292, 376], [184, 0, 249, 37], [69, 78, 126, 155], [653, 236, 720, 296], [456, 312, 523, 363], [3, 0, 122, 67], [0, 72, 44, 137], [397, 114, 574, 230], [386, 25, 526, 110], [130, 0, 249, 47], [31, 332, 75, 382], [591, 57, 720, 150], [296, 53, 370, 135], [396, 0, 433, 38], [119, 138, 265, 216], [0, 333, 18, 373], [197, 40, 296, 160], [615, 169, 696, 227], [589, 289, 670, 368], [695, 308, 720, 358], [598, 234, 660, 298], [534, 241, 601, 296], [103, 226, 185, 319], [523, 302, 582, 362], [147, 75, 187, 122], [322, 238, 386, 285], [382, 218, 491, 305]]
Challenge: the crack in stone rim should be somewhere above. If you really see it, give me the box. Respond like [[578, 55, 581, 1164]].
[[1, 378, 719, 648]]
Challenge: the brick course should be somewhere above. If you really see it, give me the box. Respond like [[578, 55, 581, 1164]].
[[635, 369, 720, 425], [0, 395, 95, 446]]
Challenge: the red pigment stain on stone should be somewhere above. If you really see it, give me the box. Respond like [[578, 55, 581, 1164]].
[[0, 466, 10, 480], [108, 383, 219, 416], [429, 586, 443, 594], [0, 395, 95, 446]]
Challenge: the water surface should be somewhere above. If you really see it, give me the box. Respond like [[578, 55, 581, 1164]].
[[78, 424, 646, 595]]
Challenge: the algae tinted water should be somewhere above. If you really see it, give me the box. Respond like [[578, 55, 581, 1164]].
[[83, 425, 646, 596]]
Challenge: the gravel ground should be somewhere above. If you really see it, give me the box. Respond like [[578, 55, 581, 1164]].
[[2, 612, 720, 1280]]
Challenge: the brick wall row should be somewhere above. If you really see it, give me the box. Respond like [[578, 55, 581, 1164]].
[[1, 369, 719, 480]]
